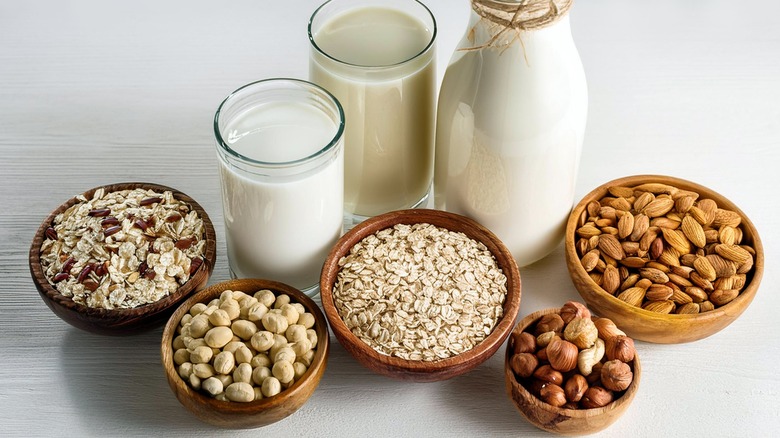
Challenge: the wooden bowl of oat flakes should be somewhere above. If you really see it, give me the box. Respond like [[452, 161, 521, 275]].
[[564, 175, 764, 343], [29, 182, 217, 335], [320, 209, 522, 382]]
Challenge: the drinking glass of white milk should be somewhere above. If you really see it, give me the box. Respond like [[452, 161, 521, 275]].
[[308, 0, 437, 223], [214, 79, 345, 296]]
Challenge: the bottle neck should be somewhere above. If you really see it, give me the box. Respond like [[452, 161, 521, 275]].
[[465, 7, 573, 50]]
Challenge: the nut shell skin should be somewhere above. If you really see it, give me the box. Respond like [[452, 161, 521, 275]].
[[580, 386, 614, 409], [546, 338, 579, 372], [560, 301, 592, 324], [564, 374, 588, 403], [532, 364, 563, 386], [535, 314, 565, 336], [540, 384, 567, 408], [606, 335, 636, 363], [510, 353, 539, 378], [601, 360, 633, 392], [512, 331, 537, 355]]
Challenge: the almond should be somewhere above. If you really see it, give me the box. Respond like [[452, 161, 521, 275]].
[[658, 247, 681, 267], [598, 234, 625, 261], [662, 228, 692, 255], [676, 303, 700, 314], [645, 284, 674, 301], [684, 286, 708, 303], [696, 199, 718, 226], [690, 271, 715, 291], [639, 267, 669, 284], [718, 226, 736, 246], [710, 289, 739, 306], [681, 215, 706, 248], [609, 186, 635, 198], [712, 208, 742, 228], [580, 249, 600, 272], [620, 256, 647, 269], [693, 256, 717, 281], [714, 244, 752, 265], [601, 265, 621, 294], [671, 288, 694, 305], [617, 287, 645, 307], [576, 224, 601, 238], [674, 195, 695, 214], [628, 214, 649, 242], [643, 300, 674, 314], [618, 213, 635, 239], [643, 197, 675, 218], [633, 183, 678, 195], [633, 192, 655, 212]]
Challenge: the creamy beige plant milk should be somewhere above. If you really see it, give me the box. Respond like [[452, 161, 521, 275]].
[[309, 3, 436, 218]]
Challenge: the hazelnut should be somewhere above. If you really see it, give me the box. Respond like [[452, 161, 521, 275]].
[[600, 360, 633, 392], [511, 331, 537, 355], [527, 379, 548, 397], [546, 338, 578, 372], [593, 317, 626, 342], [534, 314, 565, 336], [564, 374, 588, 403], [580, 386, 614, 409], [606, 335, 636, 363], [559, 301, 591, 324], [539, 383, 567, 408], [563, 317, 598, 349], [509, 353, 539, 378], [586, 362, 604, 385], [536, 331, 559, 348], [532, 364, 563, 386], [536, 346, 549, 362]]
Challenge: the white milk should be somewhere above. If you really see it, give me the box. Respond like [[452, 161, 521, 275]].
[[216, 85, 344, 292], [435, 13, 587, 267], [309, 4, 436, 218]]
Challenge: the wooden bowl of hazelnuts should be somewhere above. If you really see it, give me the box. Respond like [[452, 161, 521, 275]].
[[504, 302, 641, 436]]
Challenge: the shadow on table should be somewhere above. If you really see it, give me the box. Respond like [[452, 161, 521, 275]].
[[60, 327, 207, 432]]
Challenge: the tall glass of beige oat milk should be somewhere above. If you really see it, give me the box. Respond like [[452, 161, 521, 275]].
[[214, 79, 345, 296], [309, 0, 437, 225], [435, 0, 587, 267]]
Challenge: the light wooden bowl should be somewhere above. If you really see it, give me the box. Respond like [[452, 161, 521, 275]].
[[161, 278, 329, 429], [29, 182, 216, 335], [320, 209, 521, 382], [505, 308, 641, 436], [565, 175, 764, 343]]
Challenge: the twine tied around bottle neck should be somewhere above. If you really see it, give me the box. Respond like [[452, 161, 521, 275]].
[[465, 0, 574, 51]]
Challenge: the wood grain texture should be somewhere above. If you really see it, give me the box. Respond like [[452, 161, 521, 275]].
[[564, 175, 763, 343], [320, 209, 522, 382], [160, 279, 329, 429], [1, 0, 779, 436], [29, 182, 217, 335]]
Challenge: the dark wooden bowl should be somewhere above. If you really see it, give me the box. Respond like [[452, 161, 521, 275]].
[[565, 175, 764, 343], [320, 209, 522, 382], [29, 182, 216, 335], [161, 278, 329, 428], [505, 308, 641, 436]]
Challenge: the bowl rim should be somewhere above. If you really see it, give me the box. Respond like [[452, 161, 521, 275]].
[[319, 208, 522, 377], [505, 308, 641, 419], [564, 174, 764, 322], [161, 278, 330, 413], [29, 182, 217, 319]]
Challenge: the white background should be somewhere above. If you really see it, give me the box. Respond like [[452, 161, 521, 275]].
[[1, 0, 778, 436]]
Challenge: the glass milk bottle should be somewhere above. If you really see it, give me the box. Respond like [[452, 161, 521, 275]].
[[434, 0, 587, 267]]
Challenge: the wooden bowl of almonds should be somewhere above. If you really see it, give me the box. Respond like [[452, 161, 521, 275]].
[[564, 175, 764, 343], [505, 304, 641, 435], [29, 182, 217, 335], [320, 209, 522, 382], [161, 278, 329, 428]]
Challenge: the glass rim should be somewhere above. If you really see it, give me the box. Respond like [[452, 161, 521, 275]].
[[308, 0, 438, 69], [214, 78, 345, 168]]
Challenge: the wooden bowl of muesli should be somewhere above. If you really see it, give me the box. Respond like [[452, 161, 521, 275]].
[[29, 182, 217, 335], [320, 209, 522, 382]]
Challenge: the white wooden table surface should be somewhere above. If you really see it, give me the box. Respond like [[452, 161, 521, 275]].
[[1, 1, 778, 436]]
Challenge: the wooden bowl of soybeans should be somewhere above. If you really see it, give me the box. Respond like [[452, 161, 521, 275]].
[[161, 278, 329, 428], [564, 175, 764, 343]]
